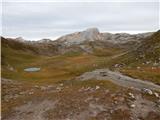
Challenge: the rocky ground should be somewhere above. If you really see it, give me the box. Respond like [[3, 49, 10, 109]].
[[76, 69, 160, 91], [2, 74, 160, 120]]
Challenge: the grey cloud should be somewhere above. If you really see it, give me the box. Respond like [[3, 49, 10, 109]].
[[2, 1, 159, 40]]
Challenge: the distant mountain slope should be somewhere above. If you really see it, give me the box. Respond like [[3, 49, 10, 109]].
[[1, 28, 155, 59], [1, 37, 59, 56], [108, 30, 160, 68], [1, 37, 37, 53]]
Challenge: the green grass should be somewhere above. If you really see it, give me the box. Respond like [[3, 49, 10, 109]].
[[2, 42, 160, 85], [120, 67, 160, 85], [92, 47, 123, 57]]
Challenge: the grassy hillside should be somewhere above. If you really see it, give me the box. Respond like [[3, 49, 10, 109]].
[[1, 37, 38, 54], [108, 30, 160, 84], [136, 30, 160, 61]]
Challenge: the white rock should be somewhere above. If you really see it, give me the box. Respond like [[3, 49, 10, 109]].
[[34, 85, 39, 88], [128, 92, 135, 100], [146, 61, 151, 64], [28, 92, 32, 95], [154, 92, 159, 98], [40, 86, 47, 91], [95, 86, 100, 90], [130, 104, 135, 108]]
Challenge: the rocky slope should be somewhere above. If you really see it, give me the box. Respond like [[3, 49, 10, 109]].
[[57, 28, 153, 45]]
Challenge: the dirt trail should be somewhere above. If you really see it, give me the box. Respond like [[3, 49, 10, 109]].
[[76, 69, 160, 91], [110, 51, 129, 59]]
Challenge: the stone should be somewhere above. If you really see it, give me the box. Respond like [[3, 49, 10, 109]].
[[29, 91, 34, 95], [142, 88, 153, 95], [84, 87, 91, 91], [154, 92, 159, 98], [128, 92, 136, 100], [40, 86, 47, 90], [9, 67, 14, 71], [19, 91, 26, 95], [130, 104, 135, 108], [95, 86, 100, 90], [114, 64, 119, 68], [146, 61, 151, 64], [137, 66, 141, 69], [34, 85, 39, 88]]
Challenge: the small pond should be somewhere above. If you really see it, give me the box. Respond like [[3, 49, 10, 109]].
[[24, 67, 41, 72]]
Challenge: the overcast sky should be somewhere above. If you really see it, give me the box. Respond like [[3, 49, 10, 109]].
[[1, 0, 159, 40]]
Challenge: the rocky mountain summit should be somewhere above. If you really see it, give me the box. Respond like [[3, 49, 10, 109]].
[[57, 28, 101, 45], [56, 28, 153, 46]]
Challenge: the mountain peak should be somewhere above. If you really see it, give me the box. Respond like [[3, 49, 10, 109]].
[[81, 27, 100, 41], [57, 28, 101, 45], [85, 27, 99, 33]]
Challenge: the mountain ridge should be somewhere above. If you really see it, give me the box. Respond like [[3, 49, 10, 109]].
[[1, 28, 157, 57]]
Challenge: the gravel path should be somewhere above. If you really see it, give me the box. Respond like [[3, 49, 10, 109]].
[[76, 69, 160, 91]]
